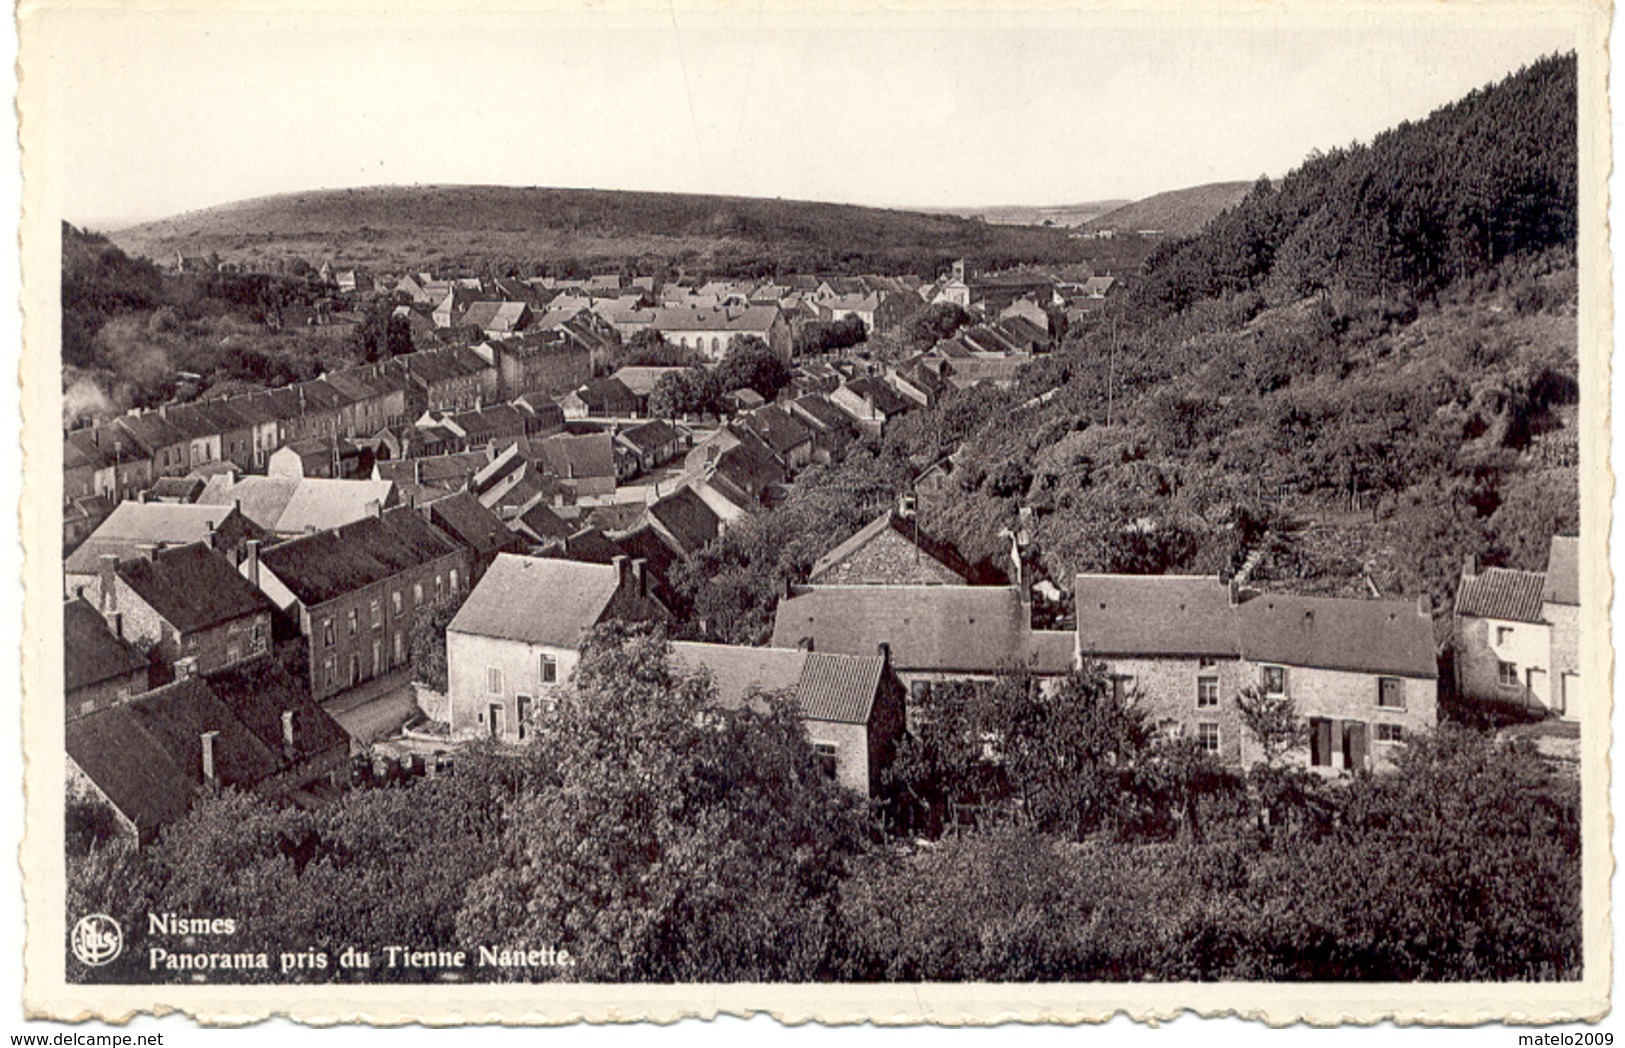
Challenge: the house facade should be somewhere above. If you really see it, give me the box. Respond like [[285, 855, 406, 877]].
[[446, 554, 669, 741], [1454, 536, 1580, 720], [1074, 574, 1439, 771]]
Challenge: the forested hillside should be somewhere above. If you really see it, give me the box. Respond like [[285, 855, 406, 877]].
[[108, 185, 1093, 277]]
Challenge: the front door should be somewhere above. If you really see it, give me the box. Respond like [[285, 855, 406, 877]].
[[488, 703, 504, 740], [1341, 721, 1368, 772], [1526, 667, 1549, 712]]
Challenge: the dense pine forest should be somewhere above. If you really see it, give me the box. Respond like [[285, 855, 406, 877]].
[[66, 55, 1582, 984]]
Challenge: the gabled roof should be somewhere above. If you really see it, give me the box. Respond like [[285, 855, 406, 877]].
[[810, 509, 976, 583], [649, 305, 782, 333], [741, 404, 813, 456], [611, 366, 688, 397], [618, 419, 680, 454], [116, 542, 274, 633], [513, 498, 574, 543], [112, 411, 188, 454], [841, 377, 911, 418], [571, 377, 637, 411], [427, 490, 522, 560], [538, 432, 616, 481], [1076, 574, 1437, 679], [65, 502, 260, 575], [448, 553, 622, 648], [203, 656, 350, 763], [463, 300, 531, 332], [670, 642, 886, 725], [259, 507, 461, 608], [1543, 535, 1579, 606], [648, 487, 721, 555], [789, 395, 856, 434], [450, 404, 528, 442], [1456, 567, 1547, 625], [713, 441, 785, 497], [64, 597, 148, 694], [772, 585, 1066, 675], [202, 476, 396, 535]]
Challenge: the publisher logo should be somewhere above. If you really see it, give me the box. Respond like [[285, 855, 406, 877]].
[[71, 914, 122, 966]]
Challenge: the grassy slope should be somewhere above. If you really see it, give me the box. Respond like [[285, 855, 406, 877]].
[[1084, 181, 1253, 236], [106, 184, 1089, 272]]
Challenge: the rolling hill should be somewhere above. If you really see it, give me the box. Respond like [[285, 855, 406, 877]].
[[1084, 181, 1253, 237], [919, 199, 1132, 227], [106, 185, 1091, 276]]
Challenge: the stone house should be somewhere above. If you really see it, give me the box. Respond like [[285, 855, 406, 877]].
[[1074, 574, 1439, 771], [66, 657, 349, 845], [85, 541, 275, 680], [65, 500, 271, 595], [1454, 535, 1580, 720], [64, 596, 151, 721], [446, 554, 669, 741], [251, 505, 471, 702], [669, 641, 906, 795]]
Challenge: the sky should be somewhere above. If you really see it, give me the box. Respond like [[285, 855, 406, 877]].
[[37, 3, 1582, 231]]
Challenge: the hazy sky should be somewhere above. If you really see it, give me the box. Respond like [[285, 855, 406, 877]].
[[36, 3, 1580, 229]]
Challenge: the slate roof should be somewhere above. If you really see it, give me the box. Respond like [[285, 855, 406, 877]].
[[448, 554, 621, 648], [450, 404, 528, 443], [1076, 574, 1437, 679], [427, 490, 522, 560], [810, 509, 976, 583], [789, 395, 855, 434], [669, 642, 885, 725], [374, 451, 489, 489], [199, 476, 395, 535], [260, 507, 461, 608], [648, 487, 721, 555], [741, 405, 813, 456], [1456, 567, 1548, 625], [148, 477, 205, 503], [65, 502, 253, 575], [1543, 535, 1579, 606], [649, 305, 782, 333], [512, 496, 574, 544], [842, 377, 912, 417], [771, 585, 1063, 675], [203, 656, 350, 763], [611, 366, 688, 397], [116, 542, 274, 633], [538, 432, 616, 481], [572, 377, 637, 413], [64, 597, 148, 694], [113, 411, 188, 454], [463, 301, 530, 332], [618, 419, 679, 455]]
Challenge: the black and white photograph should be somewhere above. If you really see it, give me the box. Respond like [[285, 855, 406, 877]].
[[15, 0, 1614, 1028]]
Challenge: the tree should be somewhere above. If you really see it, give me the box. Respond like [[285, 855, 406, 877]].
[[716, 335, 791, 400], [648, 366, 720, 419], [1235, 685, 1307, 770], [407, 596, 463, 693], [619, 329, 694, 368], [454, 625, 871, 980]]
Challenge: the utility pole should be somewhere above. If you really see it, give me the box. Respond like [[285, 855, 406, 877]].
[[1106, 312, 1116, 427]]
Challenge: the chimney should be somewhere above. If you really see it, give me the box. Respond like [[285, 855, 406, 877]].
[[631, 558, 647, 596], [365, 499, 382, 519], [97, 554, 119, 612], [1227, 577, 1241, 606], [175, 656, 198, 680], [281, 710, 296, 749], [137, 490, 150, 504], [157, 404, 168, 419], [243, 539, 261, 588], [109, 611, 122, 639], [797, 636, 814, 652], [204, 521, 218, 550], [876, 641, 890, 667], [1462, 553, 1478, 579], [200, 730, 219, 784], [1418, 593, 1434, 619], [611, 554, 629, 589], [897, 494, 917, 519]]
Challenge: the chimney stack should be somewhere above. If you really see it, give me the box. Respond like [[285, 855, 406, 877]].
[[98, 554, 120, 613], [243, 539, 261, 588], [1462, 553, 1478, 579], [365, 499, 382, 519], [876, 641, 890, 667], [175, 657, 198, 680], [281, 710, 296, 749], [631, 558, 647, 597], [200, 730, 219, 784], [611, 554, 629, 589], [109, 611, 122, 640]]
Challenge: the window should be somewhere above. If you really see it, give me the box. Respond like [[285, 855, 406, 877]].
[[487, 667, 503, 695], [371, 598, 382, 627], [1261, 665, 1287, 696], [1375, 723, 1406, 744], [347, 609, 359, 636], [413, 582, 424, 607], [1198, 657, 1217, 669], [450, 569, 460, 593], [539, 654, 558, 684], [324, 656, 336, 687], [392, 590, 403, 615], [1496, 626, 1515, 645], [516, 695, 532, 741], [252, 622, 266, 647], [323, 619, 336, 648], [812, 741, 839, 780], [1498, 660, 1520, 687], [1196, 676, 1219, 708], [1110, 674, 1135, 704], [1377, 677, 1405, 710], [435, 575, 445, 600], [1156, 718, 1185, 741], [1196, 722, 1221, 754]]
